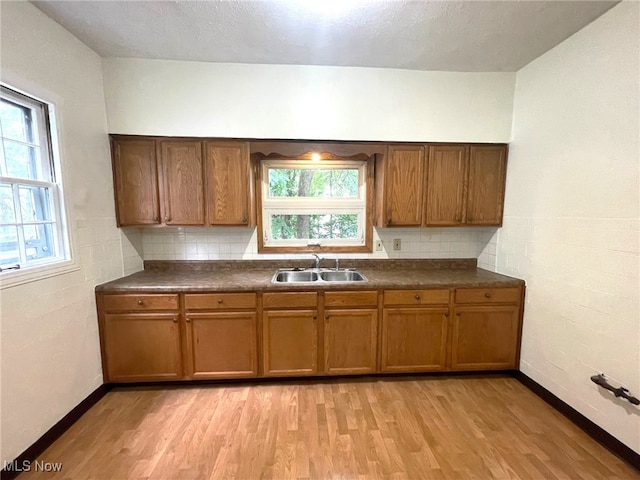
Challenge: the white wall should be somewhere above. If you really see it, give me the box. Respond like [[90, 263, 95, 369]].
[[0, 2, 142, 463], [102, 58, 515, 143], [498, 2, 640, 453]]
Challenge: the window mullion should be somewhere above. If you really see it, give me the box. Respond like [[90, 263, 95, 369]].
[[11, 183, 27, 264]]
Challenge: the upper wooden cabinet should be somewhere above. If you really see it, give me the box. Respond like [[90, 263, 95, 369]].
[[425, 144, 507, 227], [111, 138, 160, 226], [376, 145, 426, 227], [159, 141, 205, 226], [424, 145, 467, 226], [111, 137, 254, 227], [204, 141, 254, 226]]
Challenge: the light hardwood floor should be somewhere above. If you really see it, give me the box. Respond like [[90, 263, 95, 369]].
[[21, 376, 639, 479]]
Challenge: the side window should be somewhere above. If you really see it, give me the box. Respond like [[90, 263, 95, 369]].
[[0, 85, 69, 273]]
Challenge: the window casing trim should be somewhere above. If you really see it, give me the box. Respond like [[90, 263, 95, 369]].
[[256, 154, 375, 254]]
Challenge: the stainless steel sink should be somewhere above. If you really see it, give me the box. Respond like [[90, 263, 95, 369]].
[[319, 270, 366, 282], [271, 268, 367, 283], [273, 270, 319, 283]]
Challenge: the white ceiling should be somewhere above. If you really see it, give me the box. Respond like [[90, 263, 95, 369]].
[[32, 0, 618, 72]]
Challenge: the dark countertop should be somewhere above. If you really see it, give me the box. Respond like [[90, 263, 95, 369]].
[[96, 259, 524, 293]]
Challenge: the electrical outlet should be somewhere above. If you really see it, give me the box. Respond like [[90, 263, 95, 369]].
[[375, 240, 383, 251], [393, 238, 401, 251]]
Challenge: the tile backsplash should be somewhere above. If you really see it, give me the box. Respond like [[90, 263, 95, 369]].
[[122, 226, 498, 267]]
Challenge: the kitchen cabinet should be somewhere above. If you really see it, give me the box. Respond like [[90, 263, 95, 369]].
[[425, 144, 507, 226], [323, 291, 378, 374], [159, 140, 205, 225], [380, 289, 450, 372], [262, 292, 318, 376], [451, 287, 522, 370], [184, 293, 258, 379], [204, 141, 254, 226], [111, 137, 160, 226], [99, 294, 182, 382], [376, 145, 426, 227]]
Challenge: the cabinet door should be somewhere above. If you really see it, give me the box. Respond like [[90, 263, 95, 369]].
[[324, 309, 377, 375], [263, 310, 317, 376], [384, 146, 425, 226], [451, 305, 519, 370], [111, 138, 159, 226], [466, 146, 507, 226], [381, 308, 448, 372], [205, 141, 252, 225], [102, 313, 182, 382], [159, 141, 205, 225], [186, 312, 257, 379], [425, 145, 467, 226]]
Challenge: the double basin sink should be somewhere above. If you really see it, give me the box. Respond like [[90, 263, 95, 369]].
[[272, 268, 367, 284]]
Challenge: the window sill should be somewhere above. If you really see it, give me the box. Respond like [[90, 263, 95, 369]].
[[0, 260, 80, 290]]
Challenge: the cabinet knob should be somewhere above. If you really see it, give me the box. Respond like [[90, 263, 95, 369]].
[[456, 313, 460, 317], [484, 292, 492, 298], [444, 312, 449, 317], [217, 299, 223, 304], [414, 294, 421, 300], [468, 217, 474, 222], [241, 216, 248, 223], [387, 218, 392, 225], [172, 318, 178, 323], [153, 215, 159, 222], [164, 216, 171, 222], [186, 318, 191, 323], [313, 315, 317, 320], [137, 299, 144, 305], [325, 314, 329, 321]]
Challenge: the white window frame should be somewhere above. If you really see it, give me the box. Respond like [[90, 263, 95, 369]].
[[0, 84, 73, 286], [261, 159, 367, 248]]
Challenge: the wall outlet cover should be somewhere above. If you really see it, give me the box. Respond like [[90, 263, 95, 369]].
[[393, 238, 401, 251], [375, 240, 383, 251]]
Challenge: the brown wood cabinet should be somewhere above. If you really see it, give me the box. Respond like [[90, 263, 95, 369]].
[[381, 289, 450, 372], [111, 138, 160, 226], [323, 291, 378, 375], [262, 291, 318, 377], [159, 141, 205, 225], [205, 141, 254, 226], [376, 145, 426, 227], [99, 293, 182, 382], [451, 287, 522, 370], [425, 145, 507, 227], [184, 293, 258, 379]]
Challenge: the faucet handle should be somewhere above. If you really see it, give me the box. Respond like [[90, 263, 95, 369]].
[[335, 258, 340, 270]]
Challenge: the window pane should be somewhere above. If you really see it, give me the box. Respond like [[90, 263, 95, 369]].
[[3, 140, 39, 179], [0, 226, 20, 266], [19, 185, 52, 222], [23, 223, 55, 262], [0, 184, 16, 223], [271, 214, 359, 240], [268, 168, 359, 198], [0, 99, 32, 143]]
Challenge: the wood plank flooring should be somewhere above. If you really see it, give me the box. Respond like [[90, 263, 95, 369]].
[[21, 376, 639, 479]]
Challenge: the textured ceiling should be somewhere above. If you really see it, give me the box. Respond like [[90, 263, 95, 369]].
[[32, 0, 618, 72]]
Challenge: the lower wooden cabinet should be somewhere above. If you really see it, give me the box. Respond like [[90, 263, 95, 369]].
[[451, 305, 520, 370], [102, 313, 182, 382], [185, 312, 258, 379], [381, 308, 448, 372], [324, 309, 377, 374], [262, 310, 318, 377]]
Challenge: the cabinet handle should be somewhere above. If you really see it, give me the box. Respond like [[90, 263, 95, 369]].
[[325, 314, 329, 321], [172, 318, 178, 323], [414, 294, 421, 300], [241, 216, 248, 223], [186, 318, 191, 323], [153, 215, 159, 222], [387, 218, 392, 225], [444, 312, 449, 317], [137, 299, 144, 305], [484, 292, 492, 299], [217, 299, 223, 304], [164, 216, 171, 222], [456, 313, 460, 317], [313, 315, 317, 320]]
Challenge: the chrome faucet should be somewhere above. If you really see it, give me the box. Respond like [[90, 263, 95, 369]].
[[311, 253, 322, 269]]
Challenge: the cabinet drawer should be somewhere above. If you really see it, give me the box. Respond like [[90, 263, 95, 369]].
[[455, 287, 520, 304], [102, 294, 179, 312], [263, 292, 318, 309], [184, 293, 257, 310], [324, 291, 378, 308], [383, 289, 450, 306]]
